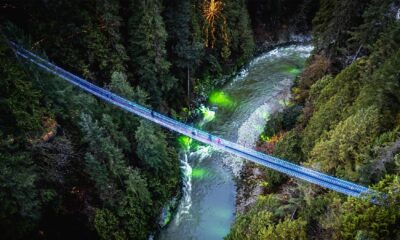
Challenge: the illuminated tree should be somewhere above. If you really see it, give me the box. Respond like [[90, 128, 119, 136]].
[[203, 0, 229, 48]]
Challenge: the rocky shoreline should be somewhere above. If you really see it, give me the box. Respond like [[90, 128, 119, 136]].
[[233, 38, 312, 215], [235, 80, 296, 215]]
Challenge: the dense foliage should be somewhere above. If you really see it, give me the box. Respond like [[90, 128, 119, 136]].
[[2, 0, 399, 239], [0, 0, 258, 239], [0, 31, 180, 239], [228, 1, 400, 239], [247, 0, 319, 43]]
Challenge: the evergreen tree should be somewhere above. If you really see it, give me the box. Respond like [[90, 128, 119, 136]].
[[0, 36, 44, 239], [127, 0, 176, 106], [312, 0, 371, 63], [350, 0, 396, 52], [0, 36, 44, 136], [325, 176, 400, 240], [94, 208, 125, 240], [164, 0, 203, 102], [223, 0, 255, 65], [0, 152, 40, 239], [308, 106, 381, 180], [226, 195, 307, 240], [94, 0, 129, 74], [135, 120, 179, 202], [79, 113, 121, 203], [116, 169, 152, 240], [107, 71, 148, 144]]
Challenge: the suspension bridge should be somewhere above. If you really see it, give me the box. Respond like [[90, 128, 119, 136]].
[[10, 42, 378, 201]]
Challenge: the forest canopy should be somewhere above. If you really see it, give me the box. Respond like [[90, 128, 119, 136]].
[[227, 1, 400, 239], [1, 0, 399, 239]]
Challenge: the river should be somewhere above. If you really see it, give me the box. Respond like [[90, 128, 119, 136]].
[[159, 44, 313, 240]]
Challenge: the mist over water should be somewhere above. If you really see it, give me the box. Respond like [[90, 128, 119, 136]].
[[159, 44, 312, 240]]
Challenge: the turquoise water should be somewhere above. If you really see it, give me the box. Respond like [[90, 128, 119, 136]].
[[159, 44, 312, 240]]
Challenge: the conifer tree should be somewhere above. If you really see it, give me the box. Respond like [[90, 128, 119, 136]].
[[127, 0, 176, 106], [135, 120, 179, 202], [164, 0, 203, 101]]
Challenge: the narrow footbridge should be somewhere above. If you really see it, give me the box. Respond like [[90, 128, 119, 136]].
[[11, 42, 376, 200]]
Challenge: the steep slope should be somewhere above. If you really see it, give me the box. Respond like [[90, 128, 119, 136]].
[[228, 1, 400, 239]]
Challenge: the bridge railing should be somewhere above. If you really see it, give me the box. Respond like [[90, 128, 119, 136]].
[[10, 42, 381, 202]]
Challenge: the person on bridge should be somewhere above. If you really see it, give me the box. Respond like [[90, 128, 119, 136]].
[[208, 134, 212, 141], [151, 110, 154, 117], [217, 138, 221, 144]]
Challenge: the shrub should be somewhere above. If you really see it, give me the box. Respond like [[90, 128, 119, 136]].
[[334, 176, 400, 240], [295, 55, 331, 103], [307, 106, 381, 180]]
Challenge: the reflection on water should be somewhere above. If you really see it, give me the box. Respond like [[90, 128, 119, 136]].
[[191, 168, 209, 180], [159, 44, 312, 240]]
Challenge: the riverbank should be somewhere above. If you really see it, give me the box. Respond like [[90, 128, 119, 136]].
[[235, 85, 293, 215], [234, 43, 312, 215], [159, 44, 312, 239]]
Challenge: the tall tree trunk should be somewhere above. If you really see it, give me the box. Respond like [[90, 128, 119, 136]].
[[187, 66, 190, 101]]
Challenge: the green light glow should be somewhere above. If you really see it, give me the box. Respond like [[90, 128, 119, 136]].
[[287, 67, 301, 75], [200, 105, 216, 122], [178, 135, 192, 150], [260, 133, 268, 142], [191, 141, 201, 151], [209, 91, 233, 107], [192, 167, 208, 180], [204, 209, 231, 237]]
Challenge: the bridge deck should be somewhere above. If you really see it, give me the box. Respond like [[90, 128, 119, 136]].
[[11, 42, 376, 200]]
